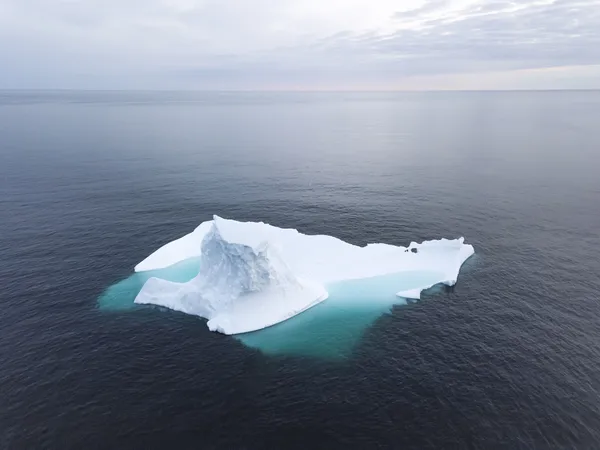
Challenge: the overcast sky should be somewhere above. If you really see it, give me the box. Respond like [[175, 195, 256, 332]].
[[1, 0, 599, 90]]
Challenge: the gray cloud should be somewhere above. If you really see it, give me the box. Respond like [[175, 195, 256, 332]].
[[282, 0, 600, 78], [0, 0, 599, 89]]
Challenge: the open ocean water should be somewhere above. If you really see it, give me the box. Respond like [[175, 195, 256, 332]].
[[1, 90, 600, 449]]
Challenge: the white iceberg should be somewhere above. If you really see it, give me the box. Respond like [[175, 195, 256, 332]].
[[134, 216, 474, 335]]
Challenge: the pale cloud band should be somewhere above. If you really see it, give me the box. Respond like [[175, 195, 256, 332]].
[[1, 0, 598, 89]]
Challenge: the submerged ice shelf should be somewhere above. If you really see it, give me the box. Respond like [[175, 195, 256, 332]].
[[133, 216, 475, 335]]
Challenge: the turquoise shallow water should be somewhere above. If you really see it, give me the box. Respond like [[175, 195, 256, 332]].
[[99, 263, 453, 359], [98, 258, 201, 310]]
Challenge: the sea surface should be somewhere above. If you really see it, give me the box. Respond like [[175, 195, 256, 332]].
[[1, 90, 600, 449]]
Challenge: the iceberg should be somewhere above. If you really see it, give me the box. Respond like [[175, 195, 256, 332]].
[[134, 216, 474, 335]]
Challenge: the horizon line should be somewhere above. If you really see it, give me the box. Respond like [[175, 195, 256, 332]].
[[1, 88, 600, 93]]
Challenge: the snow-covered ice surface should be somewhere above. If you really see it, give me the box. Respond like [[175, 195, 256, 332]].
[[132, 216, 475, 336], [135, 217, 327, 334]]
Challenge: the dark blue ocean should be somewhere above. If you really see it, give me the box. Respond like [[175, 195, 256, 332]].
[[1, 90, 599, 449]]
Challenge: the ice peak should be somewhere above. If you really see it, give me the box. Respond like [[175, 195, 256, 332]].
[[211, 215, 270, 251]]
